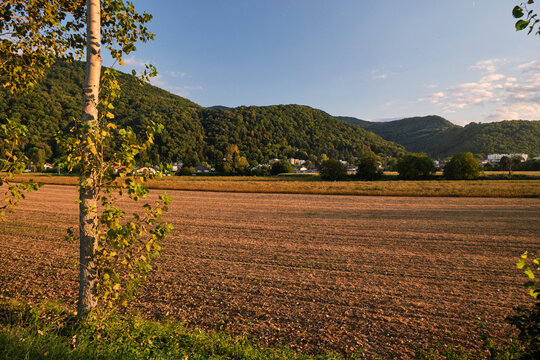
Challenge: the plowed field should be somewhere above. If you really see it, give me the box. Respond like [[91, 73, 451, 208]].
[[1, 185, 539, 358]]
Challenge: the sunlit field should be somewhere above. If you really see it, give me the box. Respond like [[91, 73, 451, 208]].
[[13, 172, 540, 197], [1, 185, 539, 357]]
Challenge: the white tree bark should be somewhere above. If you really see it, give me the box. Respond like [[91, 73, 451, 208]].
[[77, 0, 101, 319]]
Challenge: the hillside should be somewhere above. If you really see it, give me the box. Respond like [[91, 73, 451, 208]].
[[338, 115, 540, 158], [0, 61, 404, 166]]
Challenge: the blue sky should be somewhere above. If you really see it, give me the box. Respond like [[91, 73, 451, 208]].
[[110, 1, 540, 125]]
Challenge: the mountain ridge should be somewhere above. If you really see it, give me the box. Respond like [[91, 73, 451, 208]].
[[337, 115, 540, 158]]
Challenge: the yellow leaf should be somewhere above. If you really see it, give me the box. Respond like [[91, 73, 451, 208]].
[[88, 145, 98, 156]]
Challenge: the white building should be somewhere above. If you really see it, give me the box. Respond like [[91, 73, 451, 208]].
[[487, 154, 528, 163]]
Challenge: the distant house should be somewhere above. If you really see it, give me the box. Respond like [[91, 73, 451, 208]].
[[43, 163, 53, 170], [487, 154, 528, 163], [194, 165, 211, 173], [136, 167, 157, 175], [293, 166, 309, 173], [287, 158, 306, 166]]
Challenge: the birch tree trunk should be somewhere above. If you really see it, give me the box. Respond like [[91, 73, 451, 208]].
[[77, 0, 101, 319]]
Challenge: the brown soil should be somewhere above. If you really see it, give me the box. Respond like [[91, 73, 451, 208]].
[[1, 185, 539, 358]]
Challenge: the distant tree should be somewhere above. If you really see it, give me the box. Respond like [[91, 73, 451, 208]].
[[218, 144, 250, 175], [356, 151, 383, 181], [250, 165, 270, 176], [444, 152, 482, 180], [483, 162, 496, 171], [270, 160, 292, 175], [319, 159, 347, 181], [385, 157, 398, 171], [513, 1, 540, 35], [177, 166, 194, 176], [500, 156, 523, 175], [517, 159, 540, 171], [396, 153, 436, 180]]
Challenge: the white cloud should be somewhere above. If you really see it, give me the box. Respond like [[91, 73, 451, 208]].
[[419, 91, 445, 104], [469, 59, 499, 74], [420, 59, 540, 121], [146, 73, 203, 98], [480, 73, 505, 83], [168, 71, 187, 79], [123, 56, 153, 68], [487, 103, 540, 122], [517, 60, 538, 70]]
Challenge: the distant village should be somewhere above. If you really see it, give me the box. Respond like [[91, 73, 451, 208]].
[[34, 152, 539, 175]]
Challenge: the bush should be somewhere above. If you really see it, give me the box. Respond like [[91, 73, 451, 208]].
[[270, 161, 292, 175], [250, 165, 270, 176], [507, 252, 540, 359], [176, 166, 194, 176], [444, 152, 482, 180], [356, 151, 383, 181], [319, 159, 347, 180], [396, 153, 436, 180]]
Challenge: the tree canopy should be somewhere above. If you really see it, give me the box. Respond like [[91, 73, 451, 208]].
[[396, 153, 436, 180], [444, 152, 482, 180], [319, 159, 348, 181], [356, 151, 383, 181]]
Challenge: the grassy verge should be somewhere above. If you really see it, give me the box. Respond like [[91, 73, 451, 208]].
[[0, 300, 347, 360], [12, 173, 540, 197], [0, 299, 535, 360]]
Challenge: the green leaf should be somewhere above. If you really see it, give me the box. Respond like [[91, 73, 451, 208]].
[[516, 19, 530, 31], [513, 6, 524, 18]]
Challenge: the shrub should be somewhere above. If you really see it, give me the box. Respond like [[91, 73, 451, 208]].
[[250, 165, 271, 176], [507, 252, 540, 359], [356, 151, 383, 181], [270, 161, 292, 175], [319, 159, 347, 180], [444, 152, 482, 180], [176, 166, 194, 176], [396, 153, 436, 180]]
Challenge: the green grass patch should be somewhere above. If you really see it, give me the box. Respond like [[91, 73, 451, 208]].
[[0, 300, 346, 360], [0, 299, 537, 359]]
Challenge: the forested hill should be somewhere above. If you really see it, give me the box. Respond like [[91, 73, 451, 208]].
[[338, 115, 540, 158], [0, 61, 404, 166], [200, 105, 403, 164]]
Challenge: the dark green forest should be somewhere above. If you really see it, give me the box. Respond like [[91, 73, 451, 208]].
[[0, 61, 403, 167], [338, 115, 540, 159]]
